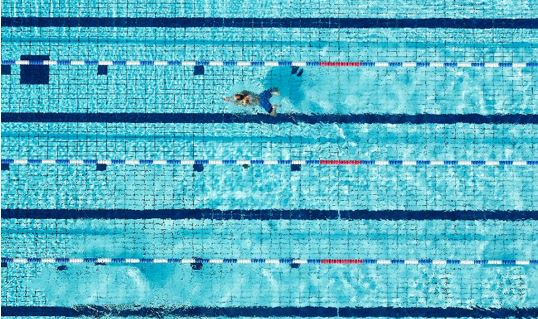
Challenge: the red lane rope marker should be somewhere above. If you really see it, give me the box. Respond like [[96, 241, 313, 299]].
[[320, 62, 362, 67], [319, 160, 362, 165], [320, 259, 364, 264]]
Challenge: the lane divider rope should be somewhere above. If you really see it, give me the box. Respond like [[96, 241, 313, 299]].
[[2, 159, 537, 166], [2, 60, 537, 68], [2, 257, 536, 265]]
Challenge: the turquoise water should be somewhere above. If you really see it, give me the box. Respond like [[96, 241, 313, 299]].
[[2, 27, 537, 114], [3, 263, 537, 307], [2, 0, 537, 18], [1, 0, 538, 317]]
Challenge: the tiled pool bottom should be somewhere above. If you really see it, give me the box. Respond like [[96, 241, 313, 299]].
[[2, 217, 538, 313], [2, 1, 538, 318], [2, 261, 538, 308]]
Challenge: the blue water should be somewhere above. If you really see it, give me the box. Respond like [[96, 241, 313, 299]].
[[2, 0, 537, 18], [2, 27, 537, 114], [1, 0, 538, 317]]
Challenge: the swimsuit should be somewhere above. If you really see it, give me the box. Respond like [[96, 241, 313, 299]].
[[258, 88, 276, 113]]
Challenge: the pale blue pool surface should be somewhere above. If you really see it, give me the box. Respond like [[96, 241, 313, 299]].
[[2, 0, 538, 18], [1, 0, 538, 318]]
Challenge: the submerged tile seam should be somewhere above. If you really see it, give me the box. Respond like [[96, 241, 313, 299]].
[[4, 113, 537, 124], [3, 305, 538, 318], [2, 209, 536, 220], [2, 257, 537, 266], [2, 60, 538, 68], [3, 17, 538, 29]]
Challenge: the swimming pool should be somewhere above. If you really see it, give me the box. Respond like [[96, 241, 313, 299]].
[[1, 0, 538, 317]]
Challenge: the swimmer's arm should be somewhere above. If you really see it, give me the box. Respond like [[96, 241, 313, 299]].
[[223, 96, 246, 106]]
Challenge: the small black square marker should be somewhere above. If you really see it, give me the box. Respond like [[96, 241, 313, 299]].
[[1, 163, 10, 171], [193, 65, 205, 75], [2, 64, 11, 75], [290, 263, 300, 269], [96, 163, 107, 171], [20, 55, 49, 84], [97, 65, 108, 75], [191, 262, 203, 270], [242, 164, 250, 169], [193, 163, 204, 172], [57, 265, 68, 271], [1, 262, 7, 268], [291, 164, 301, 171]]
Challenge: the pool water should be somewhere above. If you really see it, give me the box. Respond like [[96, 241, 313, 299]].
[[1, 0, 538, 317]]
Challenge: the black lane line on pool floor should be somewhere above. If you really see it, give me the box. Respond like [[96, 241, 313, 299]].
[[3, 306, 538, 318], [3, 113, 538, 124], [2, 17, 538, 29], [2, 209, 537, 220]]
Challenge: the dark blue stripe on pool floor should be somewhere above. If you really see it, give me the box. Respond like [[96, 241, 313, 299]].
[[3, 113, 537, 124], [2, 17, 538, 29], [2, 306, 537, 317], [2, 209, 536, 220]]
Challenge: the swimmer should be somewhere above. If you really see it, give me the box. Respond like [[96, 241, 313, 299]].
[[224, 88, 280, 116]]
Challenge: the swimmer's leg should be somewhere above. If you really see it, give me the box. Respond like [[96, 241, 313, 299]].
[[259, 89, 275, 113], [269, 105, 278, 117]]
